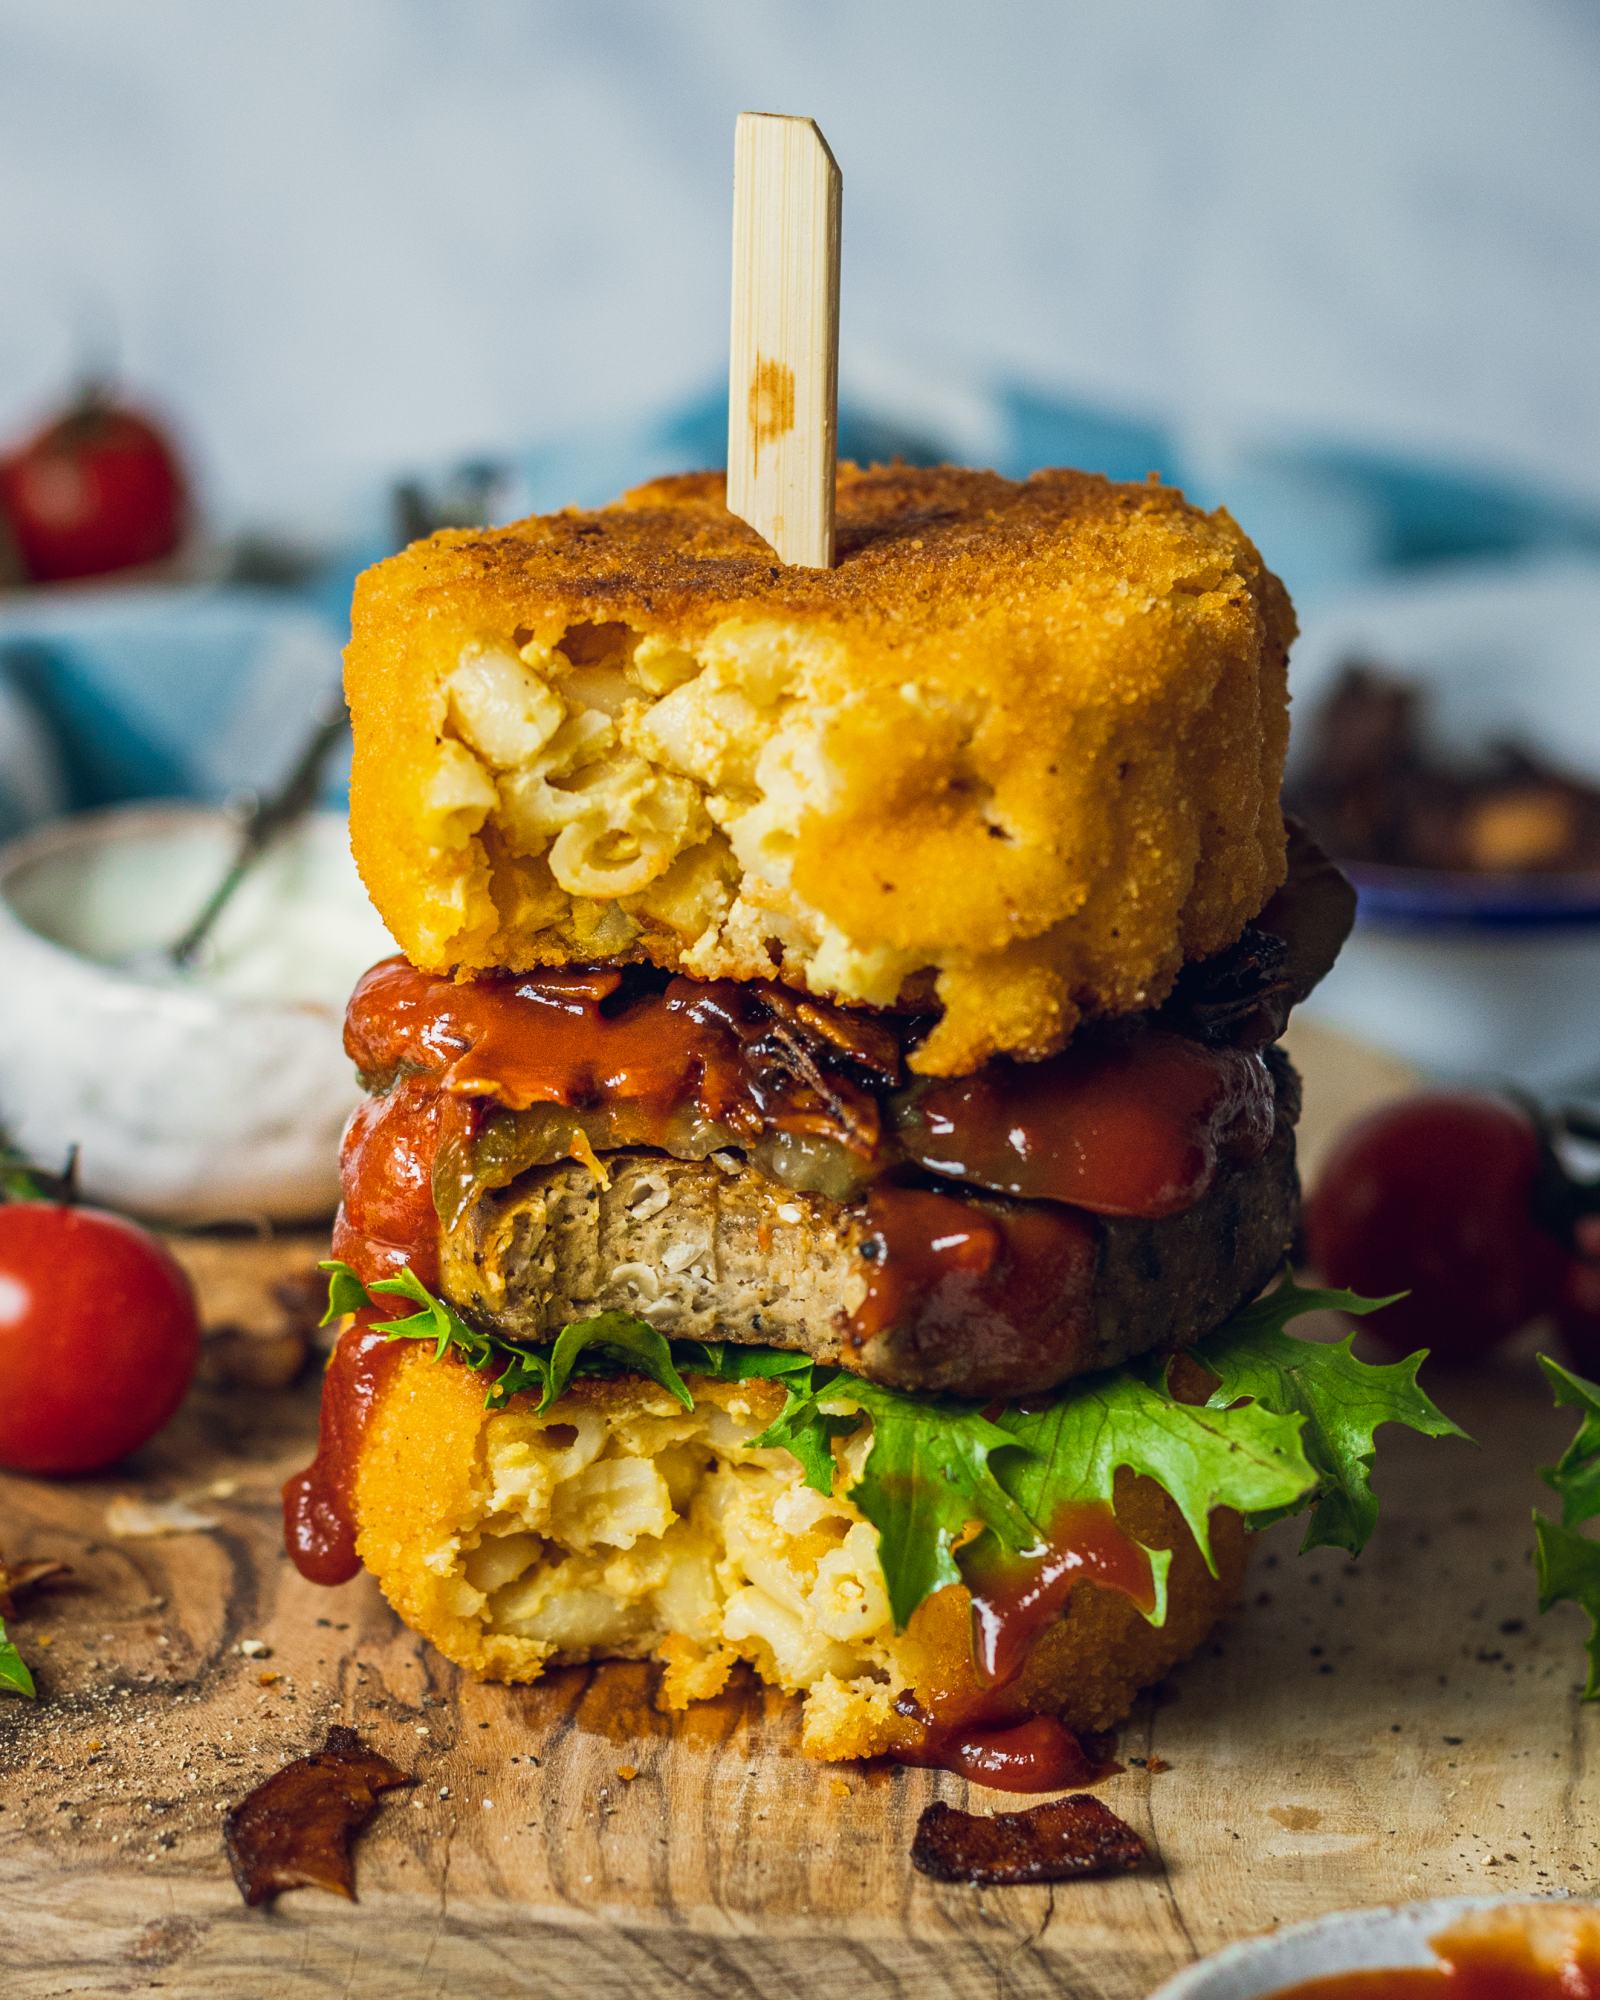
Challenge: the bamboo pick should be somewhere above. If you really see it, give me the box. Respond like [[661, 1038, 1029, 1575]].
[[726, 112, 842, 569]]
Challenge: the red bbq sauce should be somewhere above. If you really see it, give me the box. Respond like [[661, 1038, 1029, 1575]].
[[889, 1501, 1156, 1791], [343, 957, 1273, 1222], [896, 1028, 1275, 1217], [283, 1311, 411, 1585], [965, 1500, 1158, 1684], [849, 1185, 1101, 1392], [1258, 1918, 1600, 2000], [891, 1706, 1119, 1791], [343, 956, 895, 1151], [332, 1074, 476, 1287]]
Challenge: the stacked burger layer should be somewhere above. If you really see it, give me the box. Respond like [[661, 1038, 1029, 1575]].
[[287, 465, 1442, 1779]]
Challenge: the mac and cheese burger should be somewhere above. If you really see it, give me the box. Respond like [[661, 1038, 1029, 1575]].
[[286, 465, 1456, 1788]]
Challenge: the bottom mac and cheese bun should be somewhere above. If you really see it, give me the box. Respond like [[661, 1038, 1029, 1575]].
[[326, 1337, 1246, 1768]]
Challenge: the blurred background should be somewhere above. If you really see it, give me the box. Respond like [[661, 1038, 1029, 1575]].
[[3, 0, 1600, 1216]]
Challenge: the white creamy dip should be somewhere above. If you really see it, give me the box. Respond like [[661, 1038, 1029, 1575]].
[[4, 808, 392, 1004], [0, 805, 394, 1221]]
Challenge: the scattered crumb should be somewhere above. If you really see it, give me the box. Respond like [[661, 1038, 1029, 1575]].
[[237, 1640, 271, 1660], [616, 1765, 638, 1783], [830, 1777, 851, 1798]]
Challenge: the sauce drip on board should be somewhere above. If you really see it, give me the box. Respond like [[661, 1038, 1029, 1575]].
[[1256, 1915, 1600, 2000], [890, 1705, 1119, 1791]]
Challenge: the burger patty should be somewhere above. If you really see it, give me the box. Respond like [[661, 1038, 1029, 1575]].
[[438, 1055, 1301, 1401]]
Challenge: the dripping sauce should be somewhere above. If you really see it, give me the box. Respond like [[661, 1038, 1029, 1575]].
[[848, 1184, 1101, 1391], [331, 1074, 477, 1287], [889, 1500, 1157, 1791], [283, 1311, 412, 1586], [965, 1499, 1158, 1685]]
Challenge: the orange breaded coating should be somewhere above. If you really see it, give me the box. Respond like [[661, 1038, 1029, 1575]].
[[349, 1347, 1245, 1759], [345, 464, 1293, 1074]]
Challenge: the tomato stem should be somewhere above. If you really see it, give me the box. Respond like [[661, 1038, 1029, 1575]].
[[0, 1142, 79, 1207]]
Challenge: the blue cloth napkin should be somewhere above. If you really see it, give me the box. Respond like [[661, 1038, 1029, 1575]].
[[4, 378, 1598, 832]]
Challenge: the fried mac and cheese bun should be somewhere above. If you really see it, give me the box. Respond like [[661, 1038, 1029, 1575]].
[[347, 1347, 1246, 1758], [345, 464, 1293, 1075]]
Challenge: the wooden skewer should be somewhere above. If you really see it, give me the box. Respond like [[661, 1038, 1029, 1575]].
[[726, 111, 842, 569]]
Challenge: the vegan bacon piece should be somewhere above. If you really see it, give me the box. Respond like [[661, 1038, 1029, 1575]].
[[223, 1724, 415, 1907], [910, 1793, 1148, 1886]]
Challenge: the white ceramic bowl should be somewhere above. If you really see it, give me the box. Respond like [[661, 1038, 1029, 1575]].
[[1291, 558, 1600, 1090], [0, 803, 394, 1223], [1288, 556, 1600, 1096], [1149, 1896, 1599, 2000]]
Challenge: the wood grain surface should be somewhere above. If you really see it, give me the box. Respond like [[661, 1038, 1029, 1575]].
[[2, 1025, 1595, 1999]]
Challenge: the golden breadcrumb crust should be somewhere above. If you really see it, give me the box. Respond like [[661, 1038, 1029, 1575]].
[[350, 1345, 1245, 1759], [345, 463, 1293, 1074]]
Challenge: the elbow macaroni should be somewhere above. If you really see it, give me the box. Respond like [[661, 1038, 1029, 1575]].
[[345, 467, 1294, 1074], [350, 1348, 1249, 1763]]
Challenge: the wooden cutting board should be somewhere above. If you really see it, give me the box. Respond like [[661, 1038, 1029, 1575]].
[[2, 1021, 1595, 2000]]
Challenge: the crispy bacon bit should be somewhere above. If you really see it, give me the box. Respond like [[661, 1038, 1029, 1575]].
[[223, 1724, 415, 1907], [909, 1793, 1148, 1886]]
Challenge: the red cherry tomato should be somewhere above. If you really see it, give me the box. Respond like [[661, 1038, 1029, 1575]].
[[0, 394, 188, 582], [0, 1204, 201, 1474], [1303, 1091, 1564, 1362]]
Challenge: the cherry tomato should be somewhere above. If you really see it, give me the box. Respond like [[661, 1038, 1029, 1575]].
[[0, 1204, 201, 1474], [1303, 1091, 1564, 1362], [0, 393, 188, 583]]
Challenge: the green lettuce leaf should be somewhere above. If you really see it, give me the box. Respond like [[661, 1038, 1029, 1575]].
[[317, 1261, 1456, 1637], [0, 1616, 35, 1699], [319, 1259, 374, 1326], [1195, 1275, 1467, 1554], [544, 1314, 693, 1413], [817, 1380, 1040, 1629], [1535, 1354, 1600, 1697], [320, 1262, 695, 1413], [978, 1362, 1324, 1623], [1539, 1354, 1600, 1526], [747, 1378, 855, 1497]]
